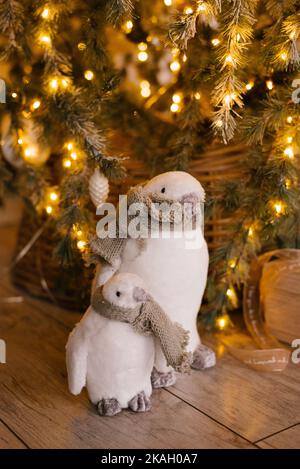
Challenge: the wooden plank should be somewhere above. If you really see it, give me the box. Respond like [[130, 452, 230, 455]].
[[168, 333, 300, 442], [0, 285, 254, 449], [257, 425, 300, 449], [0, 420, 27, 449]]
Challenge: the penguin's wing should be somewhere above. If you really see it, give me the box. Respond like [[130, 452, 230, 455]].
[[66, 306, 96, 395]]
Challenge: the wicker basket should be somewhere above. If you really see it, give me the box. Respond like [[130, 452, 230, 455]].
[[11, 142, 245, 311]]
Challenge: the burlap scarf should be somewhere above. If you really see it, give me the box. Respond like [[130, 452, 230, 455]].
[[92, 288, 192, 373], [89, 185, 200, 267]]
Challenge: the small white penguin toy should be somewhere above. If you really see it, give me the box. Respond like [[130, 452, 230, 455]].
[[91, 171, 216, 388], [66, 272, 155, 416]]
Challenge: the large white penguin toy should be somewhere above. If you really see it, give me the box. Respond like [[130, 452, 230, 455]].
[[91, 171, 216, 387]]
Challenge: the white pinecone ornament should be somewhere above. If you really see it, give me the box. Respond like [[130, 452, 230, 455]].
[[89, 168, 109, 209]]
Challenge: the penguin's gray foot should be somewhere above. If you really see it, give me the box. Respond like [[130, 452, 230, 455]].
[[192, 344, 216, 370], [151, 367, 176, 388], [128, 391, 151, 413], [97, 398, 122, 417]]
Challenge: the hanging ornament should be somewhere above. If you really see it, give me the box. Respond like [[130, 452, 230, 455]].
[[89, 168, 109, 209], [1, 113, 23, 168]]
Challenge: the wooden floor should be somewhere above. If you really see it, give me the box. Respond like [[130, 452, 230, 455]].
[[0, 219, 300, 449]]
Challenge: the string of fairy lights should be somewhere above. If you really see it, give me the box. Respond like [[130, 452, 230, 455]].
[[7, 1, 299, 329]]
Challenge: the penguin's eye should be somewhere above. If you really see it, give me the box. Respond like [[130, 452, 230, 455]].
[[116, 291, 121, 297], [161, 187, 166, 194]]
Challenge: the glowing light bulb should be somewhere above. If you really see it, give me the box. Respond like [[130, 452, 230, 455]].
[[229, 259, 236, 269], [215, 119, 223, 128], [31, 99, 41, 111], [183, 53, 187, 62], [184, 7, 193, 14], [84, 70, 94, 81], [11, 92, 18, 98], [138, 51, 148, 62], [170, 60, 180, 72], [287, 136, 293, 144], [138, 42, 147, 51], [280, 52, 287, 61], [39, 34, 51, 46], [211, 38, 220, 46], [70, 152, 77, 160], [285, 178, 292, 189], [66, 142, 73, 151], [76, 230, 83, 238], [225, 54, 234, 65], [170, 103, 179, 113], [266, 80, 273, 90], [63, 158, 72, 168], [18, 138, 23, 145], [61, 78, 70, 89], [245, 81, 254, 90], [224, 94, 233, 106], [194, 92, 201, 100], [287, 116, 293, 124], [248, 226, 254, 238], [289, 31, 296, 40], [217, 316, 228, 330], [41, 8, 49, 19], [274, 201, 284, 215], [226, 288, 234, 298], [284, 146, 294, 159], [77, 240, 86, 251], [24, 147, 37, 159], [164, 0, 172, 5], [49, 78, 58, 92], [49, 192, 58, 201], [197, 2, 207, 12], [123, 20, 133, 33], [45, 206, 53, 214], [172, 93, 181, 104], [140, 80, 151, 98], [77, 42, 86, 51]]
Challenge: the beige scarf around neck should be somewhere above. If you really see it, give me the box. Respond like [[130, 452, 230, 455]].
[[92, 287, 192, 373]]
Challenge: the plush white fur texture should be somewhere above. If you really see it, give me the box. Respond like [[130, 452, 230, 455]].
[[66, 273, 155, 409], [94, 171, 210, 373]]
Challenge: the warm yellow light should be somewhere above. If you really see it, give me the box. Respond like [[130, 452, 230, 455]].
[[70, 152, 77, 160], [245, 81, 254, 90], [17, 138, 23, 145], [171, 48, 180, 57], [184, 7, 193, 14], [226, 288, 234, 298], [61, 78, 70, 89], [285, 178, 292, 189], [266, 80, 273, 90], [140, 87, 151, 98], [123, 20, 133, 33], [172, 93, 181, 104], [225, 54, 234, 65], [11, 92, 18, 98], [274, 201, 284, 215], [280, 52, 287, 61], [49, 78, 58, 91], [77, 240, 86, 250], [77, 42, 86, 51], [289, 31, 296, 40], [49, 192, 58, 202], [229, 258, 236, 269], [66, 142, 73, 151], [164, 0, 172, 5], [138, 42, 147, 51], [248, 225, 254, 238], [287, 116, 293, 124], [45, 206, 53, 214], [170, 60, 180, 72], [215, 119, 223, 128], [217, 316, 228, 330], [211, 38, 220, 46], [63, 158, 72, 168], [84, 70, 94, 81], [170, 103, 180, 113], [31, 99, 41, 110], [24, 147, 37, 158], [224, 94, 233, 106], [41, 8, 49, 19], [284, 146, 294, 159], [287, 136, 293, 144], [138, 51, 148, 62], [194, 92, 201, 100], [197, 2, 207, 12], [183, 53, 187, 62], [39, 34, 51, 45], [76, 230, 83, 238]]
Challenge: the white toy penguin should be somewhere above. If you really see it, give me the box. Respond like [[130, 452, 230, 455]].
[[90, 171, 216, 388], [66, 273, 154, 416], [66, 272, 190, 416]]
